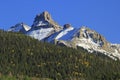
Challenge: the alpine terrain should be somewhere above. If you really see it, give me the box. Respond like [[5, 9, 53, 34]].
[[8, 11, 120, 60]]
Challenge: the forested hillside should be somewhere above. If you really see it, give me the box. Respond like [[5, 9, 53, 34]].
[[0, 30, 120, 80]]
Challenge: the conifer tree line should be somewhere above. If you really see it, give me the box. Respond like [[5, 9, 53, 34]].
[[0, 30, 120, 80]]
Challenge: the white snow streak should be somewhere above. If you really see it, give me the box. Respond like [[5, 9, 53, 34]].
[[27, 28, 54, 40]]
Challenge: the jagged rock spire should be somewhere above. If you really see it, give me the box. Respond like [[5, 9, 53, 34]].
[[32, 11, 62, 31], [34, 11, 52, 22]]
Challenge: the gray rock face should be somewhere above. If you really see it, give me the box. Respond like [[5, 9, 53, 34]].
[[75, 27, 110, 50]]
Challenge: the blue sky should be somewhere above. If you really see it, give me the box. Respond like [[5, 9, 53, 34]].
[[0, 0, 120, 43]]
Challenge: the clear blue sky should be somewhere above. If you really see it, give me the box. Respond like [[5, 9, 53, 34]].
[[0, 0, 120, 43]]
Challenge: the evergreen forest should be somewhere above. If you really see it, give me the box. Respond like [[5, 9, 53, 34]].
[[0, 30, 120, 80]]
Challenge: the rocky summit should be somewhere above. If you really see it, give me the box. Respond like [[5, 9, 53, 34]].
[[8, 11, 120, 60], [31, 11, 62, 32]]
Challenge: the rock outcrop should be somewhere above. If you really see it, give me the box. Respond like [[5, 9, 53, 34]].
[[63, 24, 72, 29]]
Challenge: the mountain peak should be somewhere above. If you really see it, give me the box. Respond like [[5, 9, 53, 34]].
[[8, 22, 31, 33], [32, 11, 62, 31], [36, 11, 52, 22], [79, 26, 109, 47]]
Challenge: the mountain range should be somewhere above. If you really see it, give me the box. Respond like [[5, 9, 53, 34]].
[[8, 11, 120, 60]]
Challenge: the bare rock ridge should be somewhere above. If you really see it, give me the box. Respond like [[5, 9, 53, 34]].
[[8, 11, 120, 60], [77, 27, 110, 50], [71, 27, 120, 60]]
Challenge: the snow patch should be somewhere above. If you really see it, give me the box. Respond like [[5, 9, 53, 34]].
[[55, 27, 74, 40], [76, 38, 120, 60], [33, 21, 48, 27], [8, 23, 31, 32], [27, 28, 54, 40]]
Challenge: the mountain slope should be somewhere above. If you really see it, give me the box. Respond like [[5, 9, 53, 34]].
[[27, 27, 54, 41], [1, 30, 120, 80], [8, 11, 120, 60]]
